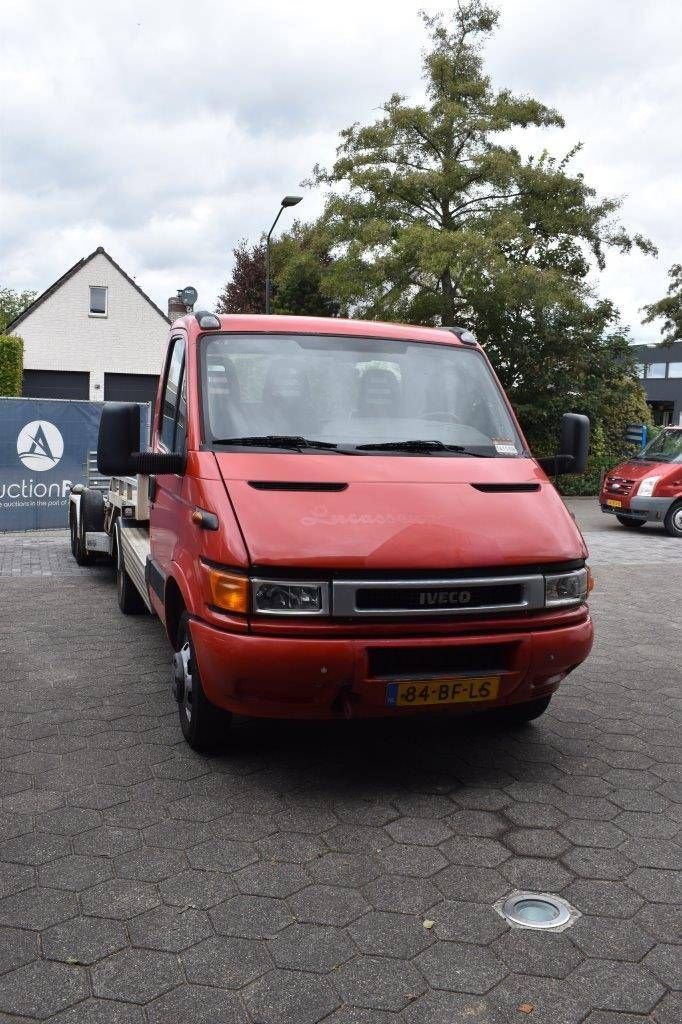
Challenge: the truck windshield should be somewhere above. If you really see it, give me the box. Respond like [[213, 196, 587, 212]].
[[634, 428, 682, 463], [200, 333, 524, 456]]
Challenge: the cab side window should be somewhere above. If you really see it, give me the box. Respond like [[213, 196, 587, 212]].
[[160, 338, 186, 452]]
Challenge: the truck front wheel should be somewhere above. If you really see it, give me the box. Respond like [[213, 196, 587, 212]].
[[663, 500, 682, 538], [174, 613, 231, 750]]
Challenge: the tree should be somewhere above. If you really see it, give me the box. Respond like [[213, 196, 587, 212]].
[[310, 2, 654, 460], [0, 335, 24, 396], [0, 287, 37, 334], [215, 226, 341, 317], [642, 264, 682, 344], [215, 240, 267, 314]]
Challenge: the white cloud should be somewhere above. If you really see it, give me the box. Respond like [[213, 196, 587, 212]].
[[1, 0, 680, 340]]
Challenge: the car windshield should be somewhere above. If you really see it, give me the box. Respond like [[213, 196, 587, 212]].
[[635, 427, 682, 463], [200, 333, 525, 456]]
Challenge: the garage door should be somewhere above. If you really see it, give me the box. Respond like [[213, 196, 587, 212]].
[[104, 373, 159, 406], [23, 370, 90, 399]]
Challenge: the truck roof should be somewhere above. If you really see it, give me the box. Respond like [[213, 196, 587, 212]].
[[170, 312, 474, 348]]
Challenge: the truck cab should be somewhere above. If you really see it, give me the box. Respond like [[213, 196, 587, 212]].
[[599, 426, 682, 536], [77, 313, 594, 749]]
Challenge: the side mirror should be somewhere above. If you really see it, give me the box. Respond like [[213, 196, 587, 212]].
[[97, 403, 185, 477], [537, 413, 590, 477]]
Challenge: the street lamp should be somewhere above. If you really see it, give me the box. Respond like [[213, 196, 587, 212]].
[[266, 195, 302, 314]]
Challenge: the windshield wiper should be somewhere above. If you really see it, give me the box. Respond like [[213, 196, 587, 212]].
[[212, 435, 340, 451], [352, 439, 495, 456]]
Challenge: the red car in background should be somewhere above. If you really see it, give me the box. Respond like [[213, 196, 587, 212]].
[[600, 427, 682, 537]]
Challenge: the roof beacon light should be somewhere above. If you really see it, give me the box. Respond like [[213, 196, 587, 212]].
[[196, 311, 221, 330], [459, 330, 477, 345]]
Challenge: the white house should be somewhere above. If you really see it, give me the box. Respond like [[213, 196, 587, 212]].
[[8, 246, 170, 404]]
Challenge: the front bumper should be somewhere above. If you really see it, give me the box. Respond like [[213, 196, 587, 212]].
[[190, 611, 594, 719], [601, 495, 674, 522]]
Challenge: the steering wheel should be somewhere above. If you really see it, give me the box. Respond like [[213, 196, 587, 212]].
[[421, 410, 463, 424]]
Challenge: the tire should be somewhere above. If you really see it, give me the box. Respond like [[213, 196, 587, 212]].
[[114, 527, 147, 615], [69, 510, 78, 558], [663, 500, 682, 538], [616, 515, 646, 529], [74, 508, 94, 566], [494, 696, 552, 726], [173, 612, 231, 750]]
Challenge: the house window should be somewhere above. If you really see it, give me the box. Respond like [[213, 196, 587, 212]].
[[668, 362, 682, 378], [646, 362, 666, 379], [89, 286, 107, 316]]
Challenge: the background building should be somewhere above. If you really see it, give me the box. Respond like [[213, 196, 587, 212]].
[[633, 341, 682, 426], [7, 247, 170, 405]]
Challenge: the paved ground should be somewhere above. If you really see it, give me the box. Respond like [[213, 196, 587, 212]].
[[0, 499, 680, 1024]]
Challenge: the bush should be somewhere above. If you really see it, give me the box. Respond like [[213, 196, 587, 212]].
[[0, 335, 23, 396]]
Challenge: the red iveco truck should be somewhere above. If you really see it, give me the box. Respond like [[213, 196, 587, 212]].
[[599, 426, 682, 536], [69, 313, 593, 749]]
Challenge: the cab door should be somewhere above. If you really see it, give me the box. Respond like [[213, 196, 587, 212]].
[[150, 336, 188, 578]]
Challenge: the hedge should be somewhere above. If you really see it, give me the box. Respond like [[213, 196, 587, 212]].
[[0, 335, 23, 396]]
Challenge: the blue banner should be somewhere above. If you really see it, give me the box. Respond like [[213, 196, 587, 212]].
[[0, 398, 149, 532]]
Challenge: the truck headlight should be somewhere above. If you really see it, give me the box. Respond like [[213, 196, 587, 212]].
[[252, 579, 329, 615], [544, 568, 588, 607], [637, 476, 660, 497]]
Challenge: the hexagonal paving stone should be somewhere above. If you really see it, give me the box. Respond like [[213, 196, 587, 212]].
[[324, 1007, 397, 1024], [626, 867, 682, 904], [187, 837, 259, 872], [91, 948, 179, 1003], [504, 802, 565, 828], [72, 826, 141, 858], [644, 943, 682, 990], [567, 959, 665, 1014], [614, 812, 679, 839], [181, 935, 271, 987], [128, 905, 213, 952], [392, 794, 455, 819], [147, 984, 249, 1024], [563, 878, 644, 919], [500, 856, 573, 892], [435, 865, 509, 903], [378, 844, 447, 877], [0, 960, 87, 1019], [362, 874, 441, 915], [426, 900, 508, 945], [402, 988, 507, 1024], [384, 817, 453, 846], [245, 968, 340, 1024], [489, 972, 590, 1024], [348, 910, 434, 958], [49, 998, 146, 1023], [256, 832, 327, 863], [619, 837, 682, 870], [439, 836, 509, 867], [308, 852, 381, 888], [288, 884, 369, 926], [333, 954, 425, 1011], [558, 820, 627, 849], [42, 916, 128, 965], [39, 854, 113, 891], [570, 915, 655, 962], [325, 823, 393, 852], [1, 831, 70, 865], [0, 926, 39, 975], [0, 861, 35, 899], [113, 846, 183, 883], [268, 922, 354, 972], [34, 806, 102, 836], [653, 991, 682, 1024], [0, 886, 77, 930], [561, 846, 635, 880], [447, 810, 507, 836], [503, 828, 571, 858], [233, 861, 310, 898], [210, 894, 293, 938], [81, 878, 159, 919], [492, 929, 584, 979], [635, 902, 682, 944], [160, 868, 236, 909], [416, 940, 507, 994]]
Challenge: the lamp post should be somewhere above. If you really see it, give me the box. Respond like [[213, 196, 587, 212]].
[[266, 195, 302, 314]]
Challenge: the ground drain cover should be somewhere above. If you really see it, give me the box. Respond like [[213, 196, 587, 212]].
[[494, 891, 579, 931]]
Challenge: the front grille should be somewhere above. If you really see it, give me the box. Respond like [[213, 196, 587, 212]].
[[355, 583, 523, 611], [604, 476, 635, 497], [367, 643, 514, 678], [332, 574, 544, 617]]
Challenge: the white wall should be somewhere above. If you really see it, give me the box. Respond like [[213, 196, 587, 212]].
[[17, 253, 169, 400]]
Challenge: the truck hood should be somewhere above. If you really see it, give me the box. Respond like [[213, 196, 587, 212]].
[[216, 453, 587, 571], [606, 459, 676, 482]]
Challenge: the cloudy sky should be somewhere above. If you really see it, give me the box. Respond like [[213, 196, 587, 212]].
[[1, 0, 680, 342]]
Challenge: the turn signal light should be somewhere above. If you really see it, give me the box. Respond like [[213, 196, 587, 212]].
[[587, 567, 595, 593], [206, 569, 249, 614]]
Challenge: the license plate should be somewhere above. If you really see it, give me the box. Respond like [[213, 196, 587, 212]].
[[606, 499, 622, 508], [386, 675, 500, 707]]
